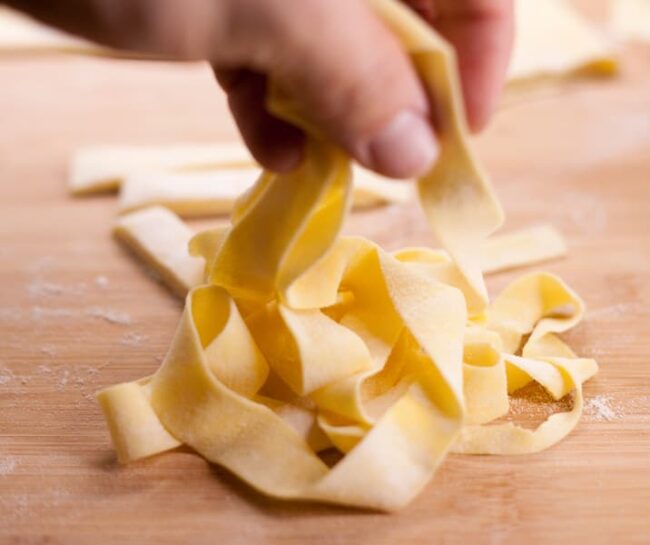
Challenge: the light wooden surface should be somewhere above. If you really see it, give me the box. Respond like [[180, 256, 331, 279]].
[[1, 43, 649, 545]]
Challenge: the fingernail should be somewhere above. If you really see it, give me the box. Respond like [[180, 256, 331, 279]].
[[360, 110, 438, 179]]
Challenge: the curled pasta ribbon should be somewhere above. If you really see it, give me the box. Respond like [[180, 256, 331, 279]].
[[98, 238, 597, 510], [97, 0, 597, 511]]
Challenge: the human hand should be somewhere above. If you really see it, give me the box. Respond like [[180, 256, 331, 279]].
[[8, 0, 513, 177]]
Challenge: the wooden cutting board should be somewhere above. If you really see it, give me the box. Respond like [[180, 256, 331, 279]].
[[1, 42, 649, 545]]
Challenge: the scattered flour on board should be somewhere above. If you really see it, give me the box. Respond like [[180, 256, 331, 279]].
[[121, 332, 148, 346], [552, 191, 608, 236], [27, 280, 86, 297], [26, 256, 56, 275], [95, 275, 109, 288], [28, 280, 65, 296], [40, 345, 57, 357], [0, 367, 15, 385], [584, 395, 620, 421], [588, 302, 649, 320], [0, 457, 17, 476], [32, 307, 75, 320], [86, 307, 133, 325], [57, 369, 70, 390], [31, 306, 132, 325], [0, 307, 23, 321]]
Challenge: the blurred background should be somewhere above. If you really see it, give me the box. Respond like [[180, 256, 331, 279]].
[[0, 0, 649, 543]]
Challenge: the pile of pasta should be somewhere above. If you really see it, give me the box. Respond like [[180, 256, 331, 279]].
[[97, 0, 598, 511]]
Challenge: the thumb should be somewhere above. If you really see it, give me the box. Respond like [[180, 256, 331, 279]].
[[221, 0, 439, 178], [9, 0, 439, 178]]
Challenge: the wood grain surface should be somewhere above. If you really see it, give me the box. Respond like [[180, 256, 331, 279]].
[[1, 39, 649, 545]]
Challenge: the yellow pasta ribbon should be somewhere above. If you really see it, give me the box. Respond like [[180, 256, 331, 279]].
[[97, 0, 597, 511]]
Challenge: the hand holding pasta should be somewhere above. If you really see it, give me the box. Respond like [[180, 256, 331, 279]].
[[6, 0, 513, 177]]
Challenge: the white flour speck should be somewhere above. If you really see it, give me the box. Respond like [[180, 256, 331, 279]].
[[0, 307, 23, 321], [27, 256, 56, 275], [95, 275, 109, 288], [121, 332, 148, 346], [28, 279, 87, 298], [0, 457, 17, 476], [32, 307, 75, 320], [28, 281, 64, 296], [584, 395, 618, 421], [86, 307, 133, 325], [0, 367, 15, 385], [57, 369, 70, 390], [40, 345, 57, 357]]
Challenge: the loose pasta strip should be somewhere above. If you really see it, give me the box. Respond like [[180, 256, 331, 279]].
[[113, 207, 205, 297], [480, 224, 566, 273], [508, 0, 617, 84], [118, 165, 412, 218], [611, 0, 650, 42], [70, 143, 253, 195]]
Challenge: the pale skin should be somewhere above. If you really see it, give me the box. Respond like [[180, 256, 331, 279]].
[[6, 0, 514, 178]]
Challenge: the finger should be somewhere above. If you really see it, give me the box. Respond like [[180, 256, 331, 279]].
[[402, 0, 437, 23], [221, 0, 439, 179], [428, 0, 514, 131], [216, 69, 305, 173], [12, 0, 440, 178]]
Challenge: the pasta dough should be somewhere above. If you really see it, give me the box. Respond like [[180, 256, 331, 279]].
[[118, 164, 412, 217], [97, 0, 598, 511], [508, 0, 617, 83], [113, 206, 205, 297], [70, 143, 253, 195], [611, 0, 650, 42], [71, 142, 411, 214]]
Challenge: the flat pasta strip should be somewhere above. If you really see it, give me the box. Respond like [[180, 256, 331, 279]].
[[97, 0, 599, 512], [118, 165, 412, 218], [70, 143, 253, 195], [113, 207, 204, 297], [508, 0, 617, 84], [480, 224, 566, 273], [371, 0, 504, 315], [119, 167, 260, 218], [611, 0, 650, 42]]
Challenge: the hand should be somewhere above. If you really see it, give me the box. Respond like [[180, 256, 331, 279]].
[[8, 0, 513, 177]]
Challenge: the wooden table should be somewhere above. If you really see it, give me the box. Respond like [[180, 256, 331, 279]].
[[1, 41, 649, 544]]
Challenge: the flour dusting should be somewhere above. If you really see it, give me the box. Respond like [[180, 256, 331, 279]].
[[121, 332, 148, 346], [29, 280, 87, 297], [0, 457, 17, 476], [32, 306, 75, 320], [56, 369, 70, 390], [86, 307, 133, 325], [0, 308, 23, 321], [0, 367, 15, 385], [40, 345, 57, 357], [95, 275, 109, 288], [584, 395, 619, 421]]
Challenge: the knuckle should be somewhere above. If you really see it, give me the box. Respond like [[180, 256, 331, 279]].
[[99, 0, 218, 59]]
